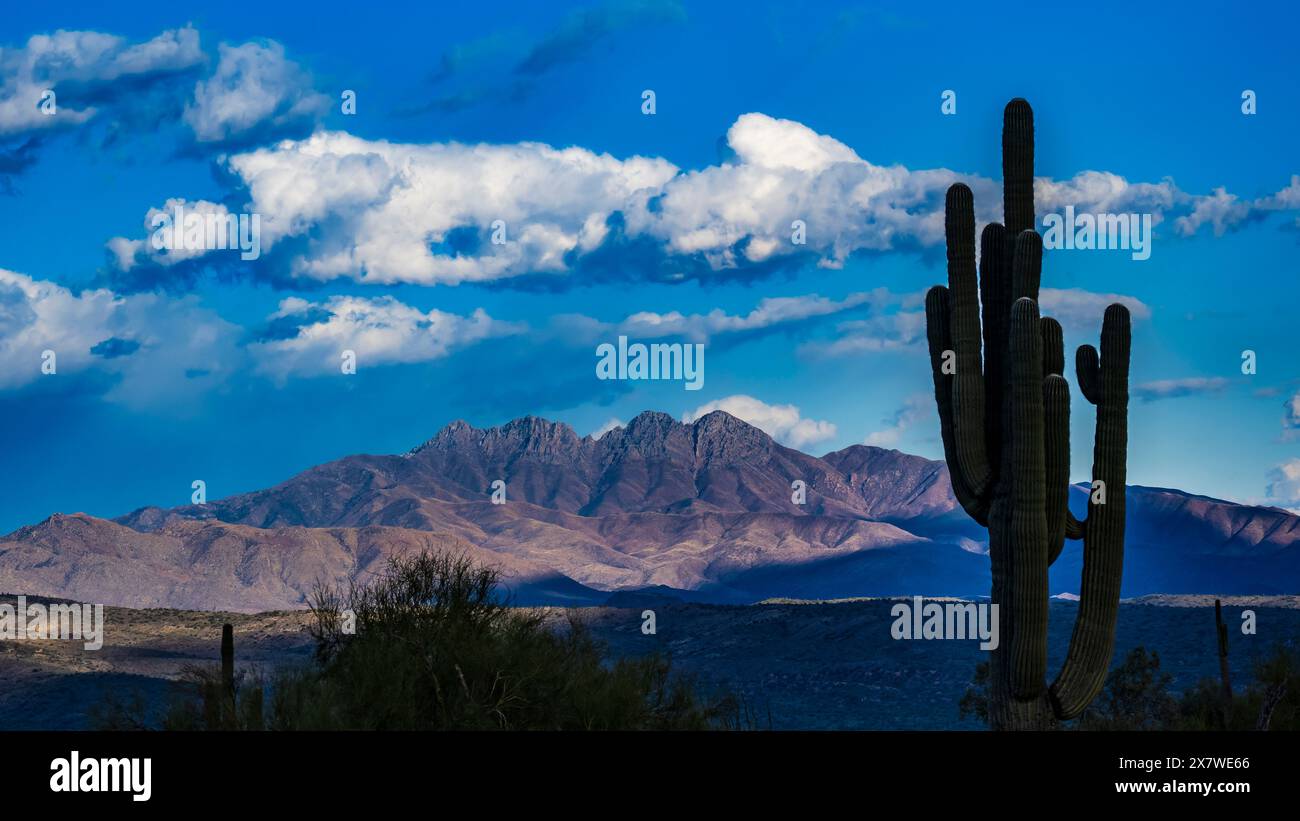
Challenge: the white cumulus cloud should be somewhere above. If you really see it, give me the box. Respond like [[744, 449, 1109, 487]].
[[249, 295, 522, 379], [112, 112, 1300, 286], [1038, 288, 1152, 331], [109, 198, 250, 269], [114, 130, 677, 284], [1264, 458, 1300, 513], [0, 267, 237, 405], [184, 40, 328, 144], [683, 394, 836, 450], [0, 26, 203, 137]]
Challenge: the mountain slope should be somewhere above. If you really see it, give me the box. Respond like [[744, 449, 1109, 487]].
[[2, 410, 1296, 610], [0, 514, 605, 611]]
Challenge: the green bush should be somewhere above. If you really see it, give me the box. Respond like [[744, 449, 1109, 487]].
[[280, 550, 734, 729], [122, 550, 742, 731], [1079, 647, 1178, 730]]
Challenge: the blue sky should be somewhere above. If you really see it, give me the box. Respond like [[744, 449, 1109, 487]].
[[1, 0, 1298, 532]]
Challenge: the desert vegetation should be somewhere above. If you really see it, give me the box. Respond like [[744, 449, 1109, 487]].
[[961, 642, 1300, 730], [97, 551, 744, 730]]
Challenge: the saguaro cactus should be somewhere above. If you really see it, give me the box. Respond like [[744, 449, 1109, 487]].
[[1211, 600, 1232, 701], [924, 99, 1131, 729], [221, 623, 235, 704]]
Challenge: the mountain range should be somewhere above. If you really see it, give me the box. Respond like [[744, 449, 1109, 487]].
[[1, 410, 1297, 611]]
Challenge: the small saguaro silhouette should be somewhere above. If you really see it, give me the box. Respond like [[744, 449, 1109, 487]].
[[1215, 599, 1233, 709], [221, 623, 235, 704]]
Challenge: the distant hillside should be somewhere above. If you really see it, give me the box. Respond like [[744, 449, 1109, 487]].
[[0, 410, 1296, 611]]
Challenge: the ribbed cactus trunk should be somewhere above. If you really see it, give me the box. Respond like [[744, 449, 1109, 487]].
[[925, 99, 1130, 730]]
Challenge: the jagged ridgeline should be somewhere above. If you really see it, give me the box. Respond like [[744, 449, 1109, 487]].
[[923, 99, 1131, 729]]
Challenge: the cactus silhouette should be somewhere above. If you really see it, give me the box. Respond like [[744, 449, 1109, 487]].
[[221, 623, 235, 705], [1211, 600, 1232, 706], [924, 99, 1131, 729]]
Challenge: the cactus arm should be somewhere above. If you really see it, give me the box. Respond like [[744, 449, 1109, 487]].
[[1044, 374, 1071, 564], [979, 222, 1010, 472], [1049, 304, 1131, 719], [1039, 316, 1071, 562], [1002, 99, 1036, 237], [945, 184, 993, 502], [1076, 344, 1102, 405], [1041, 317, 1064, 376], [1065, 512, 1086, 540], [926, 286, 990, 523], [1003, 297, 1050, 700], [946, 184, 983, 368]]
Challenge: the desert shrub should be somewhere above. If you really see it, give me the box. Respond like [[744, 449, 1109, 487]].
[[91, 665, 267, 731], [1175, 677, 1234, 729], [161, 665, 266, 730], [270, 550, 729, 729], [1178, 642, 1300, 730], [959, 647, 1181, 730], [88, 689, 156, 731], [1247, 642, 1299, 729], [957, 660, 991, 726], [960, 641, 1300, 731], [1079, 646, 1178, 730], [93, 551, 743, 731]]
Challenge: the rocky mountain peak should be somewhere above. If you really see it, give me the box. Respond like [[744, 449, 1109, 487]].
[[689, 409, 775, 463], [408, 419, 475, 454], [413, 415, 585, 462], [606, 410, 694, 460]]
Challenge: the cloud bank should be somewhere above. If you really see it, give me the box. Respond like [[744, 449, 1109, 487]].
[[110, 113, 1300, 288]]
